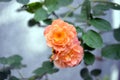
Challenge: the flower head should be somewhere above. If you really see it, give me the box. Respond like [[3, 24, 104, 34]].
[[51, 44, 83, 68], [44, 19, 77, 51]]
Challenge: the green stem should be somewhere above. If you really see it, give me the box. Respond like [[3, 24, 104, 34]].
[[17, 70, 24, 79], [63, 4, 82, 19]]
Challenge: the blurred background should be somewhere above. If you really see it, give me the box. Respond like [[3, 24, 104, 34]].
[[0, 0, 120, 80]]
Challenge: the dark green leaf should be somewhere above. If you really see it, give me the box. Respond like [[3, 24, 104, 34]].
[[43, 19, 52, 25], [89, 18, 112, 31], [82, 30, 103, 48], [76, 26, 84, 33], [84, 76, 93, 80], [42, 61, 54, 69], [80, 68, 89, 79], [91, 69, 101, 76], [9, 76, 19, 80], [26, 2, 43, 13], [28, 18, 40, 27], [47, 68, 59, 74], [93, 1, 120, 10], [114, 27, 120, 41], [80, 0, 91, 21], [34, 8, 48, 21], [84, 51, 95, 65], [102, 44, 120, 59], [33, 67, 46, 76], [0, 57, 7, 64], [0, 67, 11, 80], [16, 0, 29, 4], [57, 0, 73, 7], [44, 0, 58, 13], [83, 43, 95, 51]]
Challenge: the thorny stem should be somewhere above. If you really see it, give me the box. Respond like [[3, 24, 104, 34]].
[[63, 3, 82, 19]]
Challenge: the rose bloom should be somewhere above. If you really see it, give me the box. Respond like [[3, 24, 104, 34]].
[[51, 43, 84, 68], [44, 19, 77, 51]]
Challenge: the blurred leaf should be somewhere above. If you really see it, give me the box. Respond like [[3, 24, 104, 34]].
[[44, 0, 58, 13], [84, 76, 93, 80], [16, 0, 29, 4], [92, 4, 110, 16], [57, 0, 73, 7], [0, 72, 8, 80], [0, 57, 7, 64], [80, 0, 91, 21], [82, 30, 103, 48], [89, 18, 112, 31], [102, 44, 120, 59], [7, 55, 22, 65], [76, 26, 84, 33], [10, 62, 26, 69], [26, 2, 43, 13], [42, 61, 54, 69], [43, 19, 52, 25], [83, 43, 95, 51], [34, 8, 48, 21], [0, 67, 11, 80], [80, 68, 89, 79], [93, 1, 120, 10], [47, 68, 59, 74], [28, 18, 40, 27], [0, 0, 11, 2], [113, 27, 120, 41], [91, 69, 101, 76], [9, 76, 19, 80], [33, 67, 46, 76], [84, 51, 95, 65]]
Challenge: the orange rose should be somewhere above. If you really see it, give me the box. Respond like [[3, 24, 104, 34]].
[[51, 44, 83, 68], [44, 19, 77, 51]]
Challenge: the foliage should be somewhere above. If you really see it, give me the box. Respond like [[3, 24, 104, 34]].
[[0, 0, 120, 80]]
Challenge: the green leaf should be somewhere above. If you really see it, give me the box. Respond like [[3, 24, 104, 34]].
[[34, 8, 48, 21], [7, 55, 22, 65], [9, 76, 19, 80], [43, 19, 52, 25], [84, 51, 95, 65], [113, 27, 120, 41], [76, 26, 84, 33], [26, 2, 43, 13], [16, 0, 29, 4], [91, 69, 101, 76], [33, 67, 46, 76], [102, 44, 120, 59], [84, 76, 93, 80], [0, 67, 11, 80], [42, 61, 54, 69], [80, 68, 89, 79], [57, 0, 73, 7], [47, 68, 59, 74], [89, 18, 112, 31], [0, 57, 7, 64], [80, 0, 91, 21], [93, 1, 120, 10], [44, 0, 58, 13], [92, 4, 110, 16], [82, 30, 103, 48], [28, 18, 40, 27], [83, 43, 95, 51]]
